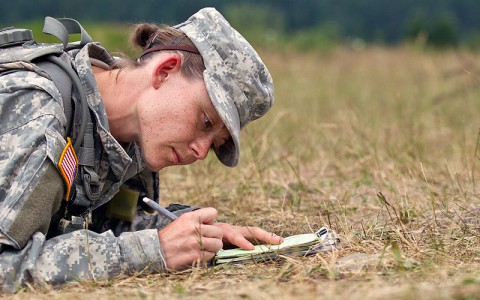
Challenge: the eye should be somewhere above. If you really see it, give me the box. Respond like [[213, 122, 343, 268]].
[[203, 114, 213, 129]]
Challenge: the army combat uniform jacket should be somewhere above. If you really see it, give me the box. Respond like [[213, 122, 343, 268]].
[[0, 43, 188, 292]]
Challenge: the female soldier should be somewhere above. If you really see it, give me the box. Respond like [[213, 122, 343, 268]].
[[0, 7, 281, 291]]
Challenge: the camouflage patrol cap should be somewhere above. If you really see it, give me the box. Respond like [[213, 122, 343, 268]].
[[175, 7, 274, 167]]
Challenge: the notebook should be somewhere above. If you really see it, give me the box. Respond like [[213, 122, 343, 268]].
[[213, 226, 338, 265]]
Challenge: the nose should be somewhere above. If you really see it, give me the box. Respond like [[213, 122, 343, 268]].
[[190, 135, 211, 160]]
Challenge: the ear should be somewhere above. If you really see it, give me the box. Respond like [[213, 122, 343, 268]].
[[151, 54, 182, 89]]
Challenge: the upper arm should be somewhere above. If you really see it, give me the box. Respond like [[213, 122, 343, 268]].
[[0, 70, 68, 249]]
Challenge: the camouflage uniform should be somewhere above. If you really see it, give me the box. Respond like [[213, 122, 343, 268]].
[[0, 7, 274, 293], [0, 41, 197, 292]]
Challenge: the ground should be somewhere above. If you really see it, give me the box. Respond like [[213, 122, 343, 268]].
[[6, 46, 480, 299]]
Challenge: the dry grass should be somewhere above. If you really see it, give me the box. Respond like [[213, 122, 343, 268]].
[[6, 46, 480, 299]]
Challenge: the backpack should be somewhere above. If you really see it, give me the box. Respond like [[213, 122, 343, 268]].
[[0, 17, 92, 153], [0, 17, 102, 212]]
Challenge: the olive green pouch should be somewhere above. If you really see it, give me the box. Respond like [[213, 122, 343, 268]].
[[106, 187, 139, 222]]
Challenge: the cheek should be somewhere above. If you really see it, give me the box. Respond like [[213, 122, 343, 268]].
[[136, 92, 201, 166], [138, 102, 171, 140], [138, 113, 191, 158]]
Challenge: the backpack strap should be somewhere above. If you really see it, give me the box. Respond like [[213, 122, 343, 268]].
[[40, 55, 89, 153], [40, 17, 95, 152], [35, 60, 74, 135], [42, 18, 102, 204], [42, 17, 93, 50], [40, 56, 100, 199]]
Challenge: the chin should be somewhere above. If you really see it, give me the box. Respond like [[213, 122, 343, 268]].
[[144, 159, 167, 172]]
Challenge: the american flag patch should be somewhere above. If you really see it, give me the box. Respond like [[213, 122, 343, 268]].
[[58, 137, 78, 200]]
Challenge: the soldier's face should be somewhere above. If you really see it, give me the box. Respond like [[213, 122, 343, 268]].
[[137, 73, 230, 171]]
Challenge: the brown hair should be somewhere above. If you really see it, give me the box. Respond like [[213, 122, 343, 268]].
[[113, 23, 205, 79]]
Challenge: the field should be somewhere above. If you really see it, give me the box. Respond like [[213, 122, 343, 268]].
[[6, 46, 480, 299]]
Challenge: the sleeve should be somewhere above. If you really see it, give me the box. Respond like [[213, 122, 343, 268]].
[[0, 229, 166, 292], [0, 71, 166, 293]]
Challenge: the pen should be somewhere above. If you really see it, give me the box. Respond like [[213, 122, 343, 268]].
[[142, 197, 178, 221]]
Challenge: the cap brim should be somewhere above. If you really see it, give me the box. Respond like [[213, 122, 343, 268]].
[[203, 69, 241, 167]]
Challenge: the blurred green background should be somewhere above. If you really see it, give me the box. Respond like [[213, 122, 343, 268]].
[[2, 0, 480, 53]]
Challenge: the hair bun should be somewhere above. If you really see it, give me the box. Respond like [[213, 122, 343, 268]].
[[130, 23, 159, 49]]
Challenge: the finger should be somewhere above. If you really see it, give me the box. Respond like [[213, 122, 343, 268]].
[[227, 232, 255, 250], [219, 226, 255, 250], [195, 236, 223, 253], [188, 207, 218, 225], [241, 227, 284, 245], [198, 224, 223, 239], [167, 250, 217, 271]]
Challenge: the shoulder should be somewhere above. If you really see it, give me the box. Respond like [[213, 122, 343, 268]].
[[0, 69, 67, 133], [1, 67, 59, 93]]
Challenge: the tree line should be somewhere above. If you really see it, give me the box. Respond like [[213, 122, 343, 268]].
[[2, 0, 479, 48]]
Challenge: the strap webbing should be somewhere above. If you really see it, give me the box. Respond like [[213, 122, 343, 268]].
[[36, 60, 73, 134], [77, 123, 95, 167], [43, 17, 93, 50]]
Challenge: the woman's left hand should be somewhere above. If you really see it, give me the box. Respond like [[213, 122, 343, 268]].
[[213, 223, 283, 250]]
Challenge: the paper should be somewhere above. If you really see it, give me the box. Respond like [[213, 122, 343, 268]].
[[213, 227, 338, 264]]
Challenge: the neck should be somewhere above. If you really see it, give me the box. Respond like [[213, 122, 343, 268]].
[[92, 66, 140, 143]]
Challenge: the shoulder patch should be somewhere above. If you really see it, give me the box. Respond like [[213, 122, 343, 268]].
[[58, 137, 78, 200]]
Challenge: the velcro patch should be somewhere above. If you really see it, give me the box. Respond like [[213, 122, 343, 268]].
[[58, 137, 78, 200]]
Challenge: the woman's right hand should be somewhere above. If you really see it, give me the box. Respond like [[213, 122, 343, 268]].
[[157, 207, 223, 270]]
